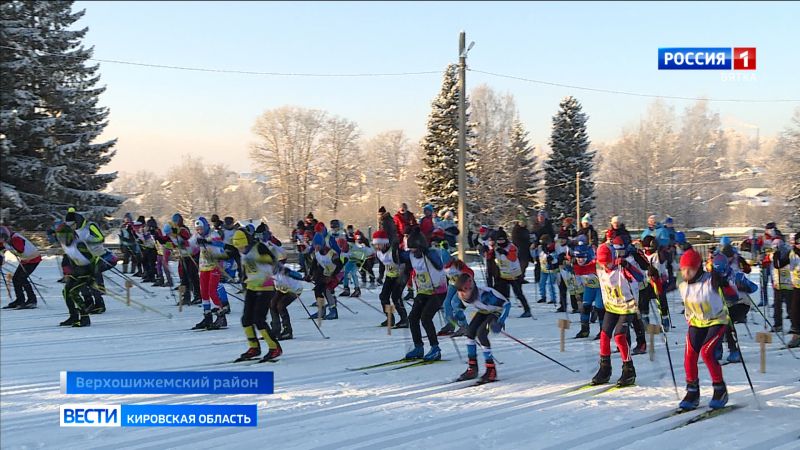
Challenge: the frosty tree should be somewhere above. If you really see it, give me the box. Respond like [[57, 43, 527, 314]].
[[544, 96, 594, 218], [0, 1, 121, 229], [417, 64, 475, 214]]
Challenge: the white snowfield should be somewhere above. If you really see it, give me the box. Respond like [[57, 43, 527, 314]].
[[1, 257, 798, 450]]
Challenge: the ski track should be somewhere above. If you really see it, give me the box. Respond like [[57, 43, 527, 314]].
[[1, 259, 798, 449]]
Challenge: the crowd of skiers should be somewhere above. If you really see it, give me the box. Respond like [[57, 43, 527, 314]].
[[1, 204, 798, 402]]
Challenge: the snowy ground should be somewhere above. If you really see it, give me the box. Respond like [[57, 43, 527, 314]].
[[1, 256, 798, 450]]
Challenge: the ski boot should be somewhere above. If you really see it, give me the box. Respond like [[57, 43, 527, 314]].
[[555, 306, 566, 313], [377, 277, 383, 286], [3, 300, 21, 309], [591, 356, 612, 385], [726, 349, 742, 363], [632, 341, 647, 355], [575, 323, 590, 339], [260, 344, 283, 362], [519, 310, 532, 318], [679, 381, 700, 410], [340, 286, 351, 297], [479, 360, 497, 383], [192, 312, 213, 330], [537, 298, 546, 304], [616, 361, 636, 387], [405, 345, 424, 360], [236, 347, 261, 362], [393, 317, 409, 328], [324, 307, 338, 320], [590, 308, 598, 323], [709, 382, 729, 409], [451, 325, 467, 337], [152, 279, 164, 287], [458, 358, 479, 381], [423, 345, 441, 361], [211, 310, 228, 329], [89, 299, 106, 314], [19, 300, 38, 310], [593, 331, 602, 341], [73, 315, 91, 328], [60, 315, 80, 326], [662, 317, 672, 331], [369, 279, 376, 288], [350, 287, 361, 298], [381, 316, 396, 328], [309, 305, 326, 320], [279, 325, 293, 341], [437, 322, 455, 336], [788, 334, 800, 348]]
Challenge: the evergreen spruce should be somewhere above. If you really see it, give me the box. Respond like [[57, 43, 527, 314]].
[[544, 96, 594, 218], [417, 64, 475, 215], [506, 120, 540, 219], [0, 1, 120, 229]]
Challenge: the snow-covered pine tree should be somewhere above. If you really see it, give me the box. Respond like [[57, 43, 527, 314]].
[[0, 1, 120, 229], [544, 96, 594, 219], [505, 120, 540, 220], [417, 64, 475, 215]]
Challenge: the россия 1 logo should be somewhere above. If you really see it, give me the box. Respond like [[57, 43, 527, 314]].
[[658, 48, 756, 70]]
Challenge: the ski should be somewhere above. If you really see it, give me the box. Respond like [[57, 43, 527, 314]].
[[256, 358, 280, 364], [346, 358, 416, 371], [668, 404, 745, 430], [389, 359, 449, 370]]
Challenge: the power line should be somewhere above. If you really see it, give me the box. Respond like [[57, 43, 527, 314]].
[[0, 45, 441, 78], [469, 68, 800, 104], [588, 170, 800, 187]]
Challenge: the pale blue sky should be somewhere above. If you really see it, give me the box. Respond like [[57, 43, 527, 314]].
[[73, 1, 800, 175]]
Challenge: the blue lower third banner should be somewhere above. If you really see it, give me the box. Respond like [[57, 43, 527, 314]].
[[60, 404, 258, 427], [60, 371, 274, 395]]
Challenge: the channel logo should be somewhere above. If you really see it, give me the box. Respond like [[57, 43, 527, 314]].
[[60, 404, 121, 427], [658, 47, 756, 70]]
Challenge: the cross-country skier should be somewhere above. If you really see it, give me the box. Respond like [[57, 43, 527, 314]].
[[191, 217, 233, 330], [231, 229, 282, 362], [53, 222, 96, 327], [372, 229, 410, 328], [493, 227, 532, 318], [677, 248, 740, 410], [453, 273, 510, 383], [0, 226, 42, 309], [65, 208, 112, 314], [438, 257, 474, 337], [590, 237, 643, 387], [404, 229, 447, 361], [573, 243, 603, 339], [309, 232, 344, 320]]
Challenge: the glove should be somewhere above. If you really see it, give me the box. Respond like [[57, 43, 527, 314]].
[[490, 318, 505, 334]]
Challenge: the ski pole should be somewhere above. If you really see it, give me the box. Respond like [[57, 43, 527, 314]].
[[297, 295, 330, 339], [335, 298, 358, 315], [500, 331, 580, 373], [651, 299, 679, 400], [0, 267, 13, 301], [94, 282, 174, 319], [747, 295, 798, 359], [438, 309, 464, 363], [350, 294, 385, 315], [727, 316, 760, 409]]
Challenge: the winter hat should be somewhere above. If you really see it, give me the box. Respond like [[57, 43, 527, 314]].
[[647, 215, 657, 223], [378, 206, 387, 214], [665, 216, 674, 225], [711, 253, 729, 274], [611, 236, 626, 251], [573, 244, 590, 259], [232, 230, 249, 249], [223, 217, 236, 230], [478, 225, 488, 235], [675, 231, 686, 245], [306, 212, 315, 220], [162, 223, 173, 236], [538, 210, 548, 219], [495, 227, 508, 243], [330, 219, 341, 229], [372, 230, 390, 245], [597, 243, 613, 266], [642, 235, 657, 251], [194, 217, 210, 236], [136, 215, 146, 224], [423, 204, 434, 213], [171, 213, 184, 227], [123, 212, 133, 222], [146, 217, 158, 230], [453, 272, 475, 293], [445, 211, 455, 220], [576, 234, 588, 245], [296, 220, 305, 229], [312, 233, 325, 248], [211, 214, 220, 225], [720, 236, 732, 247], [610, 216, 620, 225], [680, 248, 703, 270], [581, 213, 591, 224]]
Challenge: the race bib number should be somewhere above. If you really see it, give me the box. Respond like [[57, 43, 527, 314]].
[[416, 272, 433, 292]]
